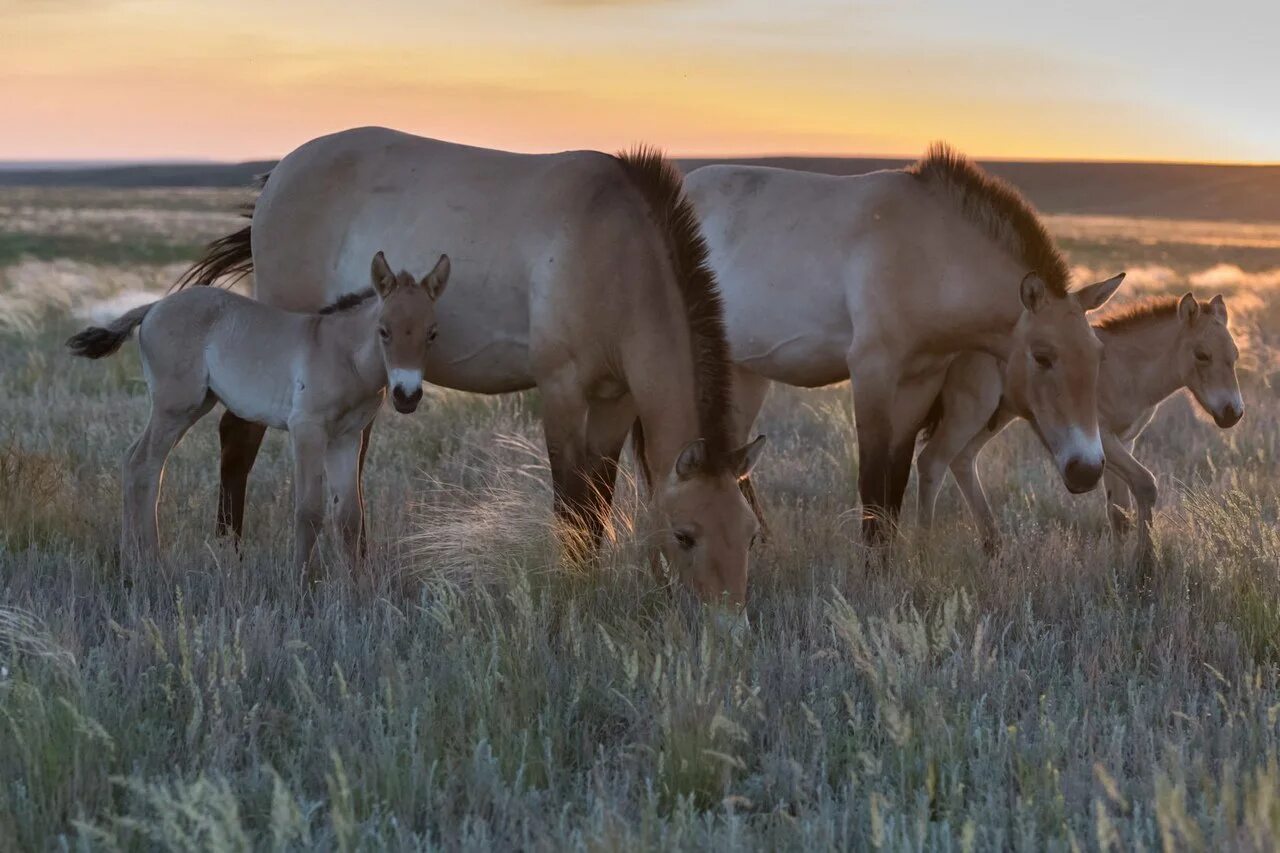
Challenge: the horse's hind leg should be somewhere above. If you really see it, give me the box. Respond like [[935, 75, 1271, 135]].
[[122, 394, 216, 562], [216, 411, 267, 540]]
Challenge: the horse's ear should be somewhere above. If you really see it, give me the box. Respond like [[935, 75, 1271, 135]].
[[1207, 294, 1228, 322], [371, 251, 396, 297], [675, 439, 708, 480], [728, 435, 767, 480], [1178, 291, 1200, 325], [423, 254, 450, 300], [1076, 272, 1126, 312], [1020, 274, 1046, 312]]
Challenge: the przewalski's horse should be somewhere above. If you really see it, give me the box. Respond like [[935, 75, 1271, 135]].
[[685, 144, 1125, 544], [179, 128, 765, 613], [917, 293, 1243, 557], [67, 251, 449, 581]]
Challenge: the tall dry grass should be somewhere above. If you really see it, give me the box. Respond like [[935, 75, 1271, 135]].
[[1, 192, 1279, 850]]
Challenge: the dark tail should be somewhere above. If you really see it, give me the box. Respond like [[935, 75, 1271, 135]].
[[173, 171, 268, 289], [919, 393, 945, 442], [66, 303, 154, 359]]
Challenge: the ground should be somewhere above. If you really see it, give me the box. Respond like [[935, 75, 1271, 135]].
[[1, 185, 1279, 851]]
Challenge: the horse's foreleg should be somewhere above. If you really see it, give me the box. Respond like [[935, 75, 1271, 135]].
[[216, 411, 268, 540], [729, 366, 772, 537], [583, 395, 637, 548], [885, 374, 948, 525], [849, 350, 900, 546], [289, 423, 328, 586], [325, 430, 365, 571], [540, 377, 595, 562], [355, 419, 375, 556]]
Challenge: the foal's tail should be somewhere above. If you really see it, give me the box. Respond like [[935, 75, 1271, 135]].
[[173, 171, 268, 289], [66, 303, 154, 359]]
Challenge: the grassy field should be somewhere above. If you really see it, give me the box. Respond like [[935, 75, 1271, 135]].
[[1, 186, 1279, 851]]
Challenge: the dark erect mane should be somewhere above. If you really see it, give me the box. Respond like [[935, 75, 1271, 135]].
[[1093, 296, 1181, 332], [318, 288, 376, 315], [614, 145, 734, 465], [908, 143, 1071, 296]]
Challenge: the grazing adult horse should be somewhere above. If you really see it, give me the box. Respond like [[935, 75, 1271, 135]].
[[179, 127, 765, 609], [918, 293, 1244, 557], [67, 251, 447, 580], [685, 145, 1125, 543]]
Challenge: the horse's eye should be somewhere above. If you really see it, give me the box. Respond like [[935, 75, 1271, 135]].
[[674, 530, 696, 551], [1033, 352, 1055, 370], [1195, 350, 1211, 363]]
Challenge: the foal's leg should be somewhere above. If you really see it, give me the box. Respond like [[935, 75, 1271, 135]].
[[355, 419, 375, 555], [1100, 433, 1158, 563], [1104, 469, 1133, 537], [122, 396, 215, 562], [216, 411, 268, 540], [949, 409, 1015, 553], [289, 422, 329, 585], [325, 430, 366, 569], [885, 374, 948, 527], [729, 367, 772, 536]]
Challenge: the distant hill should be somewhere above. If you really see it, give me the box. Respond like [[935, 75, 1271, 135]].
[[3, 156, 1278, 223]]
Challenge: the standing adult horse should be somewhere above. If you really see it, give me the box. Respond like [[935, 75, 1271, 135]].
[[180, 127, 765, 610], [685, 145, 1125, 543]]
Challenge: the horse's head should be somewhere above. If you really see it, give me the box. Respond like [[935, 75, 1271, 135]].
[[1175, 293, 1243, 428], [1004, 271, 1125, 493], [650, 436, 766, 626], [370, 251, 449, 414]]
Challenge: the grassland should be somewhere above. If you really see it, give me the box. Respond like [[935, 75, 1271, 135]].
[[1, 186, 1279, 851]]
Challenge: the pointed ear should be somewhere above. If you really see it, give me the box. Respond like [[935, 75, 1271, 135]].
[[370, 251, 396, 298], [674, 439, 708, 480], [1207, 293, 1228, 322], [728, 435, 767, 480], [1177, 291, 1200, 325], [422, 254, 450, 300], [1076, 272, 1126, 312], [1020, 274, 1046, 313]]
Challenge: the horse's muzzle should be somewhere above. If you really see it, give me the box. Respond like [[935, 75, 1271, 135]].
[[1214, 403, 1243, 428], [1063, 456, 1104, 494], [391, 386, 423, 414]]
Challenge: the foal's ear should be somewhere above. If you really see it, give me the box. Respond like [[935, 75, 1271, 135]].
[[370, 251, 397, 297], [1178, 291, 1200, 325], [422, 254, 450, 301], [1207, 294, 1228, 322], [1076, 272, 1126, 312], [728, 435, 767, 480], [1020, 274, 1047, 312], [675, 439, 708, 480]]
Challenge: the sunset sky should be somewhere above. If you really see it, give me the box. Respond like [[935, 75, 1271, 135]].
[[3, 0, 1277, 163]]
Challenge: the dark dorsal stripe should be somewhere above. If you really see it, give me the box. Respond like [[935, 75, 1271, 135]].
[[318, 288, 376, 315], [614, 145, 734, 467], [908, 143, 1071, 297], [1093, 296, 1181, 332]]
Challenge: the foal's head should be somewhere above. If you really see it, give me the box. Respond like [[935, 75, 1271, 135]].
[[1004, 271, 1125, 493], [370, 251, 450, 414], [653, 436, 767, 616], [1175, 293, 1243, 428]]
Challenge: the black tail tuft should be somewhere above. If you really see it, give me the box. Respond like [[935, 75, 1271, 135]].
[[66, 302, 154, 359]]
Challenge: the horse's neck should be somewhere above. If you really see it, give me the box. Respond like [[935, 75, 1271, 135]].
[[1098, 318, 1184, 410], [316, 303, 386, 392]]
